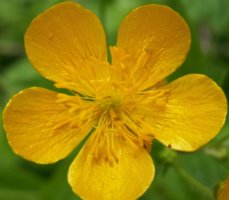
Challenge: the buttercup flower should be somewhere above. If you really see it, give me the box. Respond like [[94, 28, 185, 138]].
[[3, 2, 227, 200], [217, 176, 229, 200]]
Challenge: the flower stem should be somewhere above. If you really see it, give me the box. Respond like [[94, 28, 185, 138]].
[[173, 162, 214, 200]]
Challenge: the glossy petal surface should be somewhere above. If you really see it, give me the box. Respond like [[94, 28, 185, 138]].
[[136, 74, 227, 151], [68, 136, 154, 200], [117, 5, 191, 90], [3, 87, 93, 164], [25, 2, 108, 96]]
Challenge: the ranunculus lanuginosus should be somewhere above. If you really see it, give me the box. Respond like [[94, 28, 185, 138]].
[[3, 2, 227, 200], [217, 176, 229, 200]]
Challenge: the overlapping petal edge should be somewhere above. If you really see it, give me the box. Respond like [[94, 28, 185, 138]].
[[3, 2, 227, 200]]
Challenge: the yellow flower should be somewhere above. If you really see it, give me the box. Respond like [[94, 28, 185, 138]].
[[3, 2, 227, 200], [217, 176, 229, 200]]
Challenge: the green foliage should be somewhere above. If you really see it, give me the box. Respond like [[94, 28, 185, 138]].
[[0, 0, 229, 199]]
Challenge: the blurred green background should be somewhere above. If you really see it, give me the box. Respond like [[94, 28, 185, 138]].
[[0, 0, 229, 200]]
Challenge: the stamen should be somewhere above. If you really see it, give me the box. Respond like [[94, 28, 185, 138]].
[[51, 46, 170, 165], [54, 94, 100, 131]]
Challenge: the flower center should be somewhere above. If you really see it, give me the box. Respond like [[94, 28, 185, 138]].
[[56, 82, 169, 165], [99, 95, 122, 110]]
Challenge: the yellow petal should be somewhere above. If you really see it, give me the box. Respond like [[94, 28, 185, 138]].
[[3, 87, 94, 164], [116, 5, 191, 90], [68, 136, 154, 200], [137, 74, 227, 151], [25, 2, 108, 96], [217, 176, 229, 200]]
